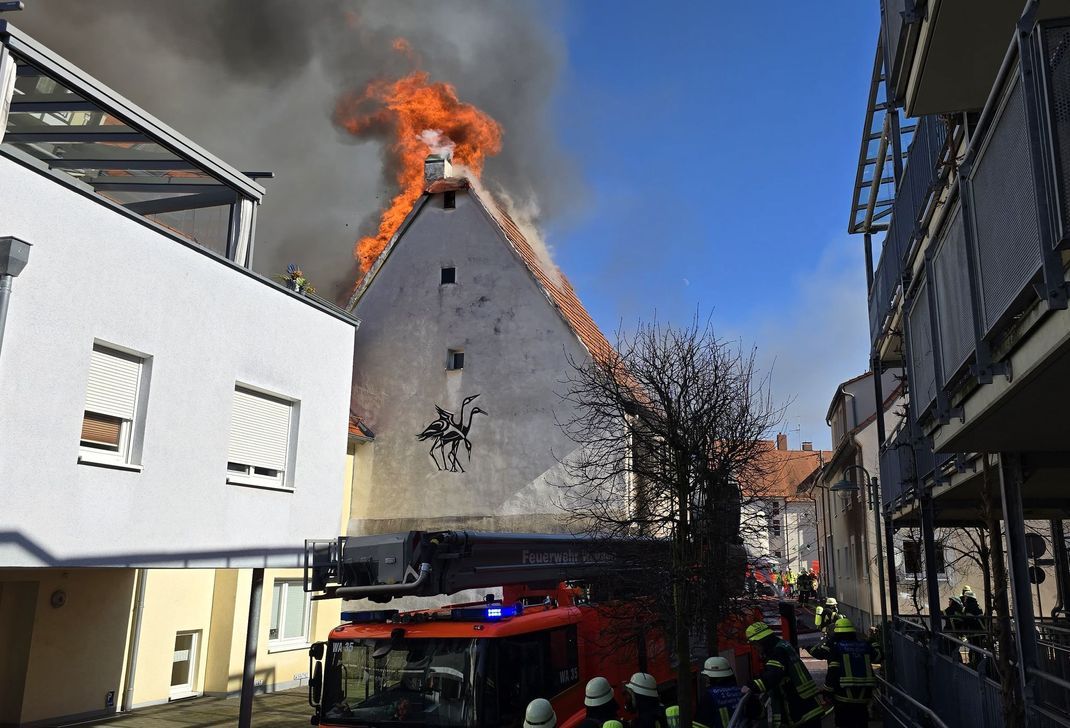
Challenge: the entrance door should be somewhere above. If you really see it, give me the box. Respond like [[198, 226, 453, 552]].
[[169, 631, 199, 699]]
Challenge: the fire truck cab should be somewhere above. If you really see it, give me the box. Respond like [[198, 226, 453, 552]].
[[303, 531, 687, 727]]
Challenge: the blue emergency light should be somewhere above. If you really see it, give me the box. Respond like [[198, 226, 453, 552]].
[[341, 609, 399, 623], [450, 604, 523, 621]]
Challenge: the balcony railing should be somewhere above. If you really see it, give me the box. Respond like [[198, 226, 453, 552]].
[[868, 114, 947, 348], [879, 419, 953, 509], [900, 16, 1070, 425]]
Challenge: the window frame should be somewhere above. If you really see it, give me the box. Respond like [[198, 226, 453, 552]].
[[441, 266, 457, 285], [226, 384, 298, 491], [447, 349, 465, 371], [267, 578, 312, 652], [78, 343, 147, 469]]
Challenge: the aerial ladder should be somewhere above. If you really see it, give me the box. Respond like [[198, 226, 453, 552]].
[[302, 530, 753, 728]]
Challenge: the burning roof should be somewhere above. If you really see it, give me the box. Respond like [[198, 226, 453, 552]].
[[349, 174, 614, 363]]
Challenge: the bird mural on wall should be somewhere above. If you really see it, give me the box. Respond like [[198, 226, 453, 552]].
[[416, 393, 487, 472]]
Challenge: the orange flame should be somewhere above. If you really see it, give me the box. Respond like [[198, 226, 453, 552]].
[[335, 66, 503, 279]]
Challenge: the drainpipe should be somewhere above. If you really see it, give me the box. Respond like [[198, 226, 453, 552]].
[[121, 569, 148, 712], [0, 236, 32, 361]]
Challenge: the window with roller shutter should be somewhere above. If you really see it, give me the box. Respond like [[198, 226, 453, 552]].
[[226, 385, 296, 488], [80, 344, 143, 464]]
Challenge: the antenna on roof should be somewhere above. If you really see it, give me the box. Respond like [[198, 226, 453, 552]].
[[0, 2, 25, 12]]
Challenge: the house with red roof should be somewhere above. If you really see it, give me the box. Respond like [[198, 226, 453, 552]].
[[346, 154, 614, 535]]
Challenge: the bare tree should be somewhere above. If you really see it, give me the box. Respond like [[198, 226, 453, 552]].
[[555, 316, 781, 727]]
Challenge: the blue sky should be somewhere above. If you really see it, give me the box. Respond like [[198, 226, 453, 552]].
[[545, 3, 881, 448]]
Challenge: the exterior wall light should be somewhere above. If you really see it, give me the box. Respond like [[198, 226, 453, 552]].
[[0, 235, 32, 361]]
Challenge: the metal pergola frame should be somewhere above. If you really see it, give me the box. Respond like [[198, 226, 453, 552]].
[[0, 21, 268, 265], [0, 20, 263, 201]]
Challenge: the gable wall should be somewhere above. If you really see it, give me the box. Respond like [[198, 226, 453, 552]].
[[350, 190, 591, 533]]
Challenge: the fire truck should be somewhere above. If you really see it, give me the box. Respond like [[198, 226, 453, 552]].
[[303, 530, 757, 728]]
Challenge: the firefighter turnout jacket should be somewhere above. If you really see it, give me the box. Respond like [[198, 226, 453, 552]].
[[692, 685, 745, 728], [749, 639, 826, 727], [809, 635, 880, 704]]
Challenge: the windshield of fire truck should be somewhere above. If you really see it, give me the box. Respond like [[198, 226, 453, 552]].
[[321, 637, 476, 726]]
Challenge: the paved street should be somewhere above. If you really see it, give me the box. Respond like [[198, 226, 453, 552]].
[[62, 690, 311, 727]]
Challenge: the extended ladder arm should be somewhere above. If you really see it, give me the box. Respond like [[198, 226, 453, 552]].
[[304, 530, 639, 602]]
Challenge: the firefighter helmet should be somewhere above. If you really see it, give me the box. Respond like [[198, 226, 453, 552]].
[[825, 597, 838, 607], [625, 672, 659, 698], [702, 656, 735, 678], [523, 698, 557, 728], [746, 621, 775, 642], [585, 676, 614, 707], [603, 723, 625, 728], [962, 585, 975, 598], [833, 616, 856, 634]]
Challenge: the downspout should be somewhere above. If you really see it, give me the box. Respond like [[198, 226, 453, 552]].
[[121, 568, 148, 712]]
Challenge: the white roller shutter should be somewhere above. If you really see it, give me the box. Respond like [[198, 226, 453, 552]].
[[228, 386, 291, 472], [84, 346, 141, 420]]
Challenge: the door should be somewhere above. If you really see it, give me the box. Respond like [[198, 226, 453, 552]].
[[170, 631, 199, 699]]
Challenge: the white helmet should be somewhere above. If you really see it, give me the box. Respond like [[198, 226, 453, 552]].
[[625, 672, 659, 698], [585, 676, 614, 707], [523, 698, 557, 728], [701, 656, 734, 678], [825, 597, 838, 607]]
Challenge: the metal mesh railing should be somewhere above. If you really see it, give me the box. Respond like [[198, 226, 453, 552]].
[[931, 204, 975, 385], [907, 281, 937, 415], [969, 73, 1043, 336], [879, 432, 907, 509], [1041, 21, 1070, 246], [867, 115, 946, 348]]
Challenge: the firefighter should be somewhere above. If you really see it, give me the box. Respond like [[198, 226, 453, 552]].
[[523, 698, 557, 728], [689, 656, 761, 728], [944, 595, 964, 634], [797, 570, 812, 605], [580, 676, 620, 727], [624, 672, 668, 728], [743, 621, 825, 728], [815, 597, 840, 634], [809, 617, 879, 728]]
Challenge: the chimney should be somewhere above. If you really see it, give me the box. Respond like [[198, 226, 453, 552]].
[[802, 441, 813, 451], [776, 433, 788, 451], [424, 153, 453, 185]]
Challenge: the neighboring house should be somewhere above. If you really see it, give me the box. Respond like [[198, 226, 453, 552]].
[[804, 370, 903, 631], [0, 25, 358, 726], [346, 154, 614, 536], [742, 434, 830, 577]]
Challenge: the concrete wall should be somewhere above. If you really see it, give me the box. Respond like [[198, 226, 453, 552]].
[[350, 189, 590, 534], [0, 154, 355, 568]]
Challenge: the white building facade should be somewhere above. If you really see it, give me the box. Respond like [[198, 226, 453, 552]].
[[0, 23, 357, 725]]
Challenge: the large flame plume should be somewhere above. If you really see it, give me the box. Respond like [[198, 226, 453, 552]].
[[335, 57, 503, 280]]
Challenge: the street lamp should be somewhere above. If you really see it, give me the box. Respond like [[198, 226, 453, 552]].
[[0, 236, 32, 361], [831, 464, 889, 663]]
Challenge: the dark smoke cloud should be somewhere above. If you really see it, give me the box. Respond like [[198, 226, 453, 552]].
[[14, 0, 579, 302]]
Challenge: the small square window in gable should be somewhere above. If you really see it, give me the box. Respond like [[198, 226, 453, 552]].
[[447, 349, 464, 371], [441, 267, 456, 285]]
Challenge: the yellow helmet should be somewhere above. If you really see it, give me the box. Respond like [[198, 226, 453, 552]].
[[962, 585, 975, 598], [746, 621, 775, 642], [833, 617, 856, 634]]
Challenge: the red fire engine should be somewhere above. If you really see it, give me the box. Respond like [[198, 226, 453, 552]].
[[303, 530, 756, 727]]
